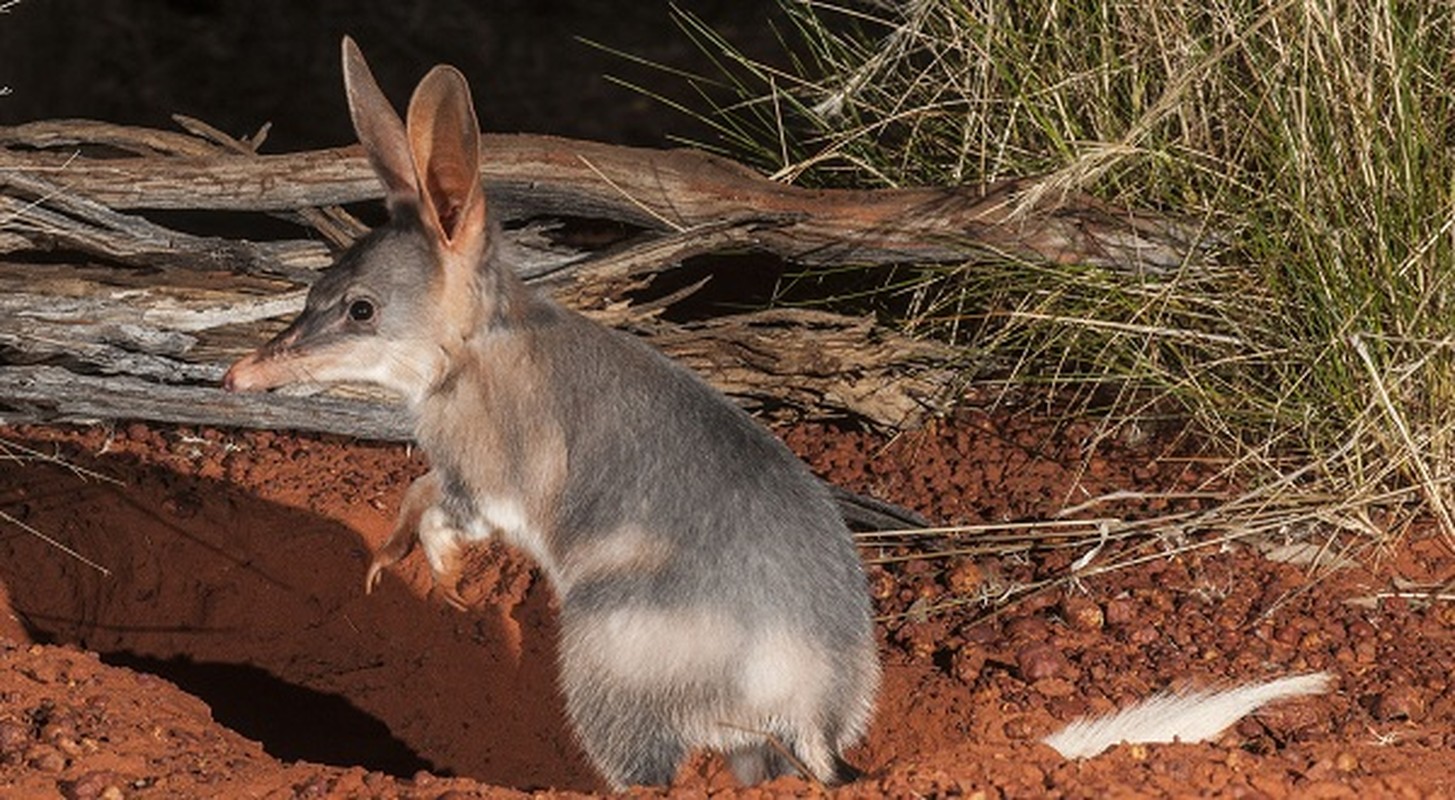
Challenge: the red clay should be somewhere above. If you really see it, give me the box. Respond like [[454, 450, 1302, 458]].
[[1, 411, 1451, 797]]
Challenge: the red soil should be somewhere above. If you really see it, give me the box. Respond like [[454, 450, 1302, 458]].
[[0, 410, 1451, 798]]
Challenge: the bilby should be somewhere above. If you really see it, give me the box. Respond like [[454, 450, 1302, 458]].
[[224, 37, 878, 790], [224, 37, 1334, 789]]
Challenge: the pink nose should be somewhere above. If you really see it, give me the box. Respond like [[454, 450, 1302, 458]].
[[221, 364, 241, 392], [222, 356, 255, 392]]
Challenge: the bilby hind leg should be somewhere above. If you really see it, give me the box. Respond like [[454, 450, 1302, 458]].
[[728, 743, 793, 785], [416, 504, 472, 610], [580, 722, 685, 790], [794, 731, 839, 785], [365, 470, 442, 594], [599, 741, 684, 790], [566, 685, 687, 789], [728, 730, 839, 786]]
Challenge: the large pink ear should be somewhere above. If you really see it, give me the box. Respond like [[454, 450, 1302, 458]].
[[341, 36, 419, 212], [404, 65, 487, 256]]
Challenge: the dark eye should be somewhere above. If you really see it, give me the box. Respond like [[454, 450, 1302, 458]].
[[347, 299, 376, 323]]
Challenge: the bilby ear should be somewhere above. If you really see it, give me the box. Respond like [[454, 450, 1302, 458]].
[[341, 36, 419, 212], [404, 64, 487, 256]]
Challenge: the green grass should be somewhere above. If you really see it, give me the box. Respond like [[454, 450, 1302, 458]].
[[630, 0, 1455, 554]]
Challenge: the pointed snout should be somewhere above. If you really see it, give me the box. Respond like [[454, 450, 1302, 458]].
[[222, 353, 262, 393], [222, 329, 301, 393]]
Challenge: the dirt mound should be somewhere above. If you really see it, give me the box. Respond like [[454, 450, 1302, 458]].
[[1, 413, 1452, 797]]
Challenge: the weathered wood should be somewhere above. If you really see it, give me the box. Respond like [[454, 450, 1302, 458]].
[[639, 309, 948, 428], [0, 304, 946, 436], [0, 117, 1211, 435], [0, 120, 1206, 272], [0, 365, 411, 439], [0, 169, 591, 282], [0, 255, 950, 431], [0, 174, 330, 281]]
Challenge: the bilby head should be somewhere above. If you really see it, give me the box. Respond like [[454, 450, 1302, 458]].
[[224, 36, 502, 405]]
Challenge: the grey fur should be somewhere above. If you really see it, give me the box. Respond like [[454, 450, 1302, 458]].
[[223, 37, 878, 791]]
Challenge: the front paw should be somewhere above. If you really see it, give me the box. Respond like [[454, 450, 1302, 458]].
[[363, 552, 397, 595], [434, 582, 473, 612], [363, 527, 418, 595]]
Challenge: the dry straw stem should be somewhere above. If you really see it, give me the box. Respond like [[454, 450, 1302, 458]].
[[1010, 0, 1296, 215], [0, 436, 116, 575], [862, 490, 1360, 623], [1351, 333, 1455, 550]]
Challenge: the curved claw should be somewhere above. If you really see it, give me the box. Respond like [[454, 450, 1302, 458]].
[[364, 470, 440, 597], [438, 583, 472, 612], [363, 557, 388, 595], [363, 532, 416, 595]]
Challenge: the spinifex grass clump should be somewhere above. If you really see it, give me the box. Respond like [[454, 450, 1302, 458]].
[[640, 0, 1455, 548]]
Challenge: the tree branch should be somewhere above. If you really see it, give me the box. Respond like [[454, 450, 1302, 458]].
[[1, 120, 1209, 271]]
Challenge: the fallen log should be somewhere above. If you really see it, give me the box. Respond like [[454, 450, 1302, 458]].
[[0, 365, 410, 440], [0, 118, 1209, 435], [1, 120, 1208, 271]]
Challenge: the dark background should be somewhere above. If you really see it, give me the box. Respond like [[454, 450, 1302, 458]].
[[0, 0, 790, 150]]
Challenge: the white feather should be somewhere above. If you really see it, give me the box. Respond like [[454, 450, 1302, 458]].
[[1042, 672, 1332, 759]]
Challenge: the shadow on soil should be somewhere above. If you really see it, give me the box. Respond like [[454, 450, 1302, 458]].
[[0, 447, 599, 792]]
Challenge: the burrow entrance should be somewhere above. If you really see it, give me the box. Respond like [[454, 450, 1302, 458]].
[[0, 432, 601, 792]]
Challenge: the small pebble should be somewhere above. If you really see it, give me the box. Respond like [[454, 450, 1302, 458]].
[[1371, 685, 1425, 722], [25, 743, 66, 772], [1016, 643, 1071, 682], [62, 770, 127, 800], [1335, 751, 1359, 773], [1061, 595, 1104, 630], [0, 719, 30, 759]]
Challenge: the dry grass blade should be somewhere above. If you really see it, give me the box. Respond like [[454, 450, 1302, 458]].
[[1350, 334, 1455, 549], [0, 435, 123, 486], [865, 495, 1359, 622], [0, 508, 111, 577], [0, 436, 115, 576]]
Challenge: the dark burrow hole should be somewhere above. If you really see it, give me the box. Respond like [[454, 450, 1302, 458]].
[[101, 652, 436, 776]]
